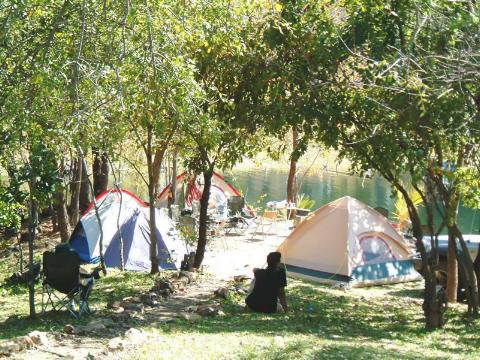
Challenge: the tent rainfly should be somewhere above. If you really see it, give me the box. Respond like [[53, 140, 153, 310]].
[[277, 196, 421, 287], [69, 189, 182, 271], [156, 171, 244, 210]]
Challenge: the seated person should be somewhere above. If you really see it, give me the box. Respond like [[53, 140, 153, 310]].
[[245, 252, 288, 313]]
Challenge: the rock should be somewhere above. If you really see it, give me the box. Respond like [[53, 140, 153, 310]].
[[152, 279, 174, 294], [180, 313, 202, 321], [64, 324, 76, 334], [274, 336, 285, 347], [124, 303, 144, 313], [107, 337, 124, 352], [76, 320, 107, 334], [179, 271, 197, 283], [217, 310, 226, 317], [185, 305, 198, 313], [15, 336, 35, 351], [28, 331, 49, 346], [131, 296, 142, 303], [140, 292, 159, 306], [110, 301, 122, 309], [114, 306, 125, 313], [214, 287, 230, 299], [0, 340, 20, 355], [233, 275, 250, 282], [124, 328, 145, 344], [197, 305, 218, 317]]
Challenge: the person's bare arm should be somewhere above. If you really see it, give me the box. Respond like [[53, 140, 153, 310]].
[[278, 287, 288, 313]]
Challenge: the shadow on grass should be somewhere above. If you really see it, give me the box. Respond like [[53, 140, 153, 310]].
[[239, 339, 429, 360], [0, 270, 153, 340], [1, 271, 479, 358], [386, 287, 423, 299]]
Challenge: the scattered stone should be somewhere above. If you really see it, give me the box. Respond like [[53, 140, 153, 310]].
[[131, 296, 141, 303], [217, 310, 226, 317], [185, 305, 198, 313], [152, 279, 174, 294], [179, 271, 197, 283], [0, 340, 20, 356], [114, 306, 125, 313], [107, 337, 125, 352], [124, 328, 146, 344], [76, 319, 107, 334], [180, 313, 202, 321], [124, 303, 144, 313], [63, 324, 76, 335], [197, 305, 219, 317], [28, 331, 49, 346], [15, 336, 35, 351], [274, 336, 285, 347], [233, 275, 250, 282], [214, 287, 230, 299], [110, 301, 122, 309]]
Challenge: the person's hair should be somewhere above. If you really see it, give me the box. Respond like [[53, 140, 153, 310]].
[[266, 252, 281, 271]]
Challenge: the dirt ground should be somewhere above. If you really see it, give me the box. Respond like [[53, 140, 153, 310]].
[[9, 219, 292, 359]]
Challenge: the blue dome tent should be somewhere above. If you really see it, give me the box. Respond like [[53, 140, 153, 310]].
[[69, 189, 182, 271]]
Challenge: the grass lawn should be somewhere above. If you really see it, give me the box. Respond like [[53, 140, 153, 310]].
[[133, 280, 480, 360], [1, 239, 480, 359]]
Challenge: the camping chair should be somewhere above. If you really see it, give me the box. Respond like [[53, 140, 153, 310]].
[[223, 196, 250, 235], [41, 250, 100, 319], [250, 209, 280, 240]]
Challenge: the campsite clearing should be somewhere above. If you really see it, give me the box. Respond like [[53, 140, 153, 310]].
[[1, 222, 480, 359]]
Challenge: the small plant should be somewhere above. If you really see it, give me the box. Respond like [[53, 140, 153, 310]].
[[297, 194, 315, 210], [392, 187, 423, 229], [177, 221, 198, 253]]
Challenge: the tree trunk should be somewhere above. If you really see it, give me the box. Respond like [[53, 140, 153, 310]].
[[194, 167, 214, 268], [152, 147, 167, 197], [28, 175, 38, 318], [446, 228, 458, 303], [92, 148, 109, 197], [53, 159, 71, 242], [148, 180, 159, 274], [50, 198, 58, 232], [451, 225, 479, 316], [287, 128, 299, 217], [69, 156, 83, 225], [396, 183, 445, 329], [53, 185, 71, 242], [79, 158, 91, 214], [168, 148, 178, 217]]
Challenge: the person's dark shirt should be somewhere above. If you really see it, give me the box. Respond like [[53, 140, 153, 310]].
[[245, 267, 287, 313]]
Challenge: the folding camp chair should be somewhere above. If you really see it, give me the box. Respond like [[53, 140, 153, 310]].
[[41, 250, 100, 319], [250, 209, 280, 240], [223, 196, 250, 235]]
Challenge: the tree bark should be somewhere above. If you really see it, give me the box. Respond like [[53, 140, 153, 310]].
[[69, 156, 83, 225], [79, 157, 91, 214], [53, 159, 71, 242], [446, 228, 458, 303], [451, 225, 479, 315], [50, 198, 58, 232], [287, 127, 299, 219], [194, 167, 214, 268], [92, 148, 109, 197], [168, 148, 178, 217], [53, 185, 71, 242], [28, 173, 38, 318], [152, 147, 167, 197], [396, 183, 445, 329]]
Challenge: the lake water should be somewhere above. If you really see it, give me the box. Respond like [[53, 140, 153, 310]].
[[224, 168, 480, 235]]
